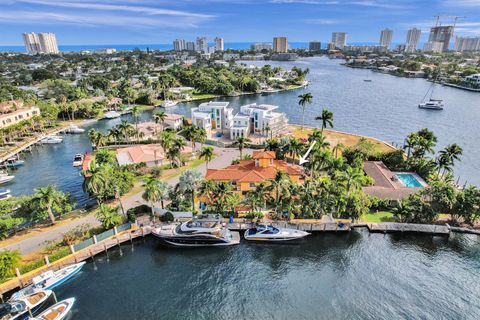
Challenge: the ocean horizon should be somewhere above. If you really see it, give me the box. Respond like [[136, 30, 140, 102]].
[[0, 41, 410, 53]]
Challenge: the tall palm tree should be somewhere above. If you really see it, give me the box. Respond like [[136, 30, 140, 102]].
[[333, 142, 345, 158], [131, 105, 141, 140], [298, 92, 313, 130], [287, 138, 303, 163], [153, 111, 167, 134], [117, 120, 134, 141], [268, 170, 292, 214], [199, 180, 218, 206], [177, 170, 203, 211], [199, 146, 214, 169], [235, 136, 251, 159], [440, 144, 463, 168], [158, 131, 176, 154], [142, 177, 162, 215], [315, 109, 334, 132], [33, 185, 63, 224]]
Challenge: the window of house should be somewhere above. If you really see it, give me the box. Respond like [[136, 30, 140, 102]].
[[249, 183, 255, 188]]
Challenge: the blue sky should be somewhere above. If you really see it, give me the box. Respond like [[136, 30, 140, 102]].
[[1, 0, 479, 46]]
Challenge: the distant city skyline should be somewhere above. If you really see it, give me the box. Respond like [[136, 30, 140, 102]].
[[0, 1, 479, 46]]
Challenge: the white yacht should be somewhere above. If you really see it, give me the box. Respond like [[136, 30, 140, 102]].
[[0, 289, 52, 319], [0, 189, 11, 201], [103, 111, 121, 119], [162, 100, 177, 108], [72, 154, 84, 167], [64, 124, 85, 134], [418, 99, 444, 110], [31, 298, 75, 320], [41, 136, 63, 144], [152, 214, 240, 247], [0, 172, 14, 185], [418, 82, 444, 110], [244, 224, 310, 242]]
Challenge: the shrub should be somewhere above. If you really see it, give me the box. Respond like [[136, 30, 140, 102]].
[[0, 250, 21, 280], [48, 247, 70, 263], [245, 211, 264, 220], [381, 150, 406, 171], [19, 259, 45, 275], [160, 211, 174, 222]]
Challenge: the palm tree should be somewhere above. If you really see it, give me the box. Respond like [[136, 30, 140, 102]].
[[177, 170, 203, 211], [340, 167, 364, 194], [156, 181, 171, 209], [198, 146, 214, 169], [199, 180, 218, 207], [33, 185, 63, 224], [88, 128, 107, 148], [287, 138, 303, 163], [142, 177, 161, 215], [96, 204, 123, 229], [235, 136, 251, 159], [315, 109, 334, 132], [298, 92, 313, 130], [131, 105, 141, 140], [268, 170, 292, 214], [333, 142, 345, 158], [158, 131, 176, 154], [117, 120, 134, 141], [440, 144, 463, 168], [153, 111, 167, 134]]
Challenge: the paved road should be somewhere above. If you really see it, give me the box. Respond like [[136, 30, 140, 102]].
[[2, 214, 100, 256], [1, 146, 249, 255]]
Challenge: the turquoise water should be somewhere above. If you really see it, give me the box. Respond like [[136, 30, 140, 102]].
[[50, 231, 480, 319], [396, 173, 424, 188]]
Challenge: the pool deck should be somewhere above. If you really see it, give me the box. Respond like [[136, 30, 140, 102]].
[[363, 161, 423, 200]]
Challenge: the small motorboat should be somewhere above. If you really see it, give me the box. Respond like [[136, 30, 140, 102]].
[[29, 297, 75, 320], [0, 290, 52, 319], [11, 262, 85, 300], [72, 154, 84, 167], [102, 111, 121, 119], [64, 125, 85, 134], [0, 172, 14, 185], [162, 100, 177, 108], [0, 188, 11, 201], [152, 214, 240, 247], [5, 158, 25, 168], [244, 224, 310, 242], [363, 79, 372, 82], [41, 136, 63, 144]]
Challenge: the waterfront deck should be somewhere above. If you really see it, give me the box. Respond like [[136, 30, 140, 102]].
[[227, 220, 351, 232], [365, 223, 449, 236]]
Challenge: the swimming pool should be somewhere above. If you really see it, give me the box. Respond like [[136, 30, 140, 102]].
[[396, 173, 424, 188]]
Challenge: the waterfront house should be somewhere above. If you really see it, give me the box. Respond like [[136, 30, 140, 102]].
[[236, 103, 288, 138], [465, 73, 480, 87], [0, 105, 41, 129], [191, 101, 233, 136], [205, 151, 304, 195], [116, 144, 193, 167]]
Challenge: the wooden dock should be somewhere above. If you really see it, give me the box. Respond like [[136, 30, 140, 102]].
[[0, 225, 151, 296], [366, 223, 450, 236]]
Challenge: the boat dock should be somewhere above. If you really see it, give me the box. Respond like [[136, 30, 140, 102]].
[[364, 222, 450, 236], [0, 224, 151, 297], [227, 220, 351, 232]]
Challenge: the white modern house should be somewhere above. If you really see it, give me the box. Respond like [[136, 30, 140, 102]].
[[465, 73, 480, 85], [230, 114, 250, 140], [235, 103, 288, 138], [191, 101, 233, 136]]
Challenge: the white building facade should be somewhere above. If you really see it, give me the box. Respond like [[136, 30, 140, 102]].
[[380, 28, 393, 49], [405, 28, 421, 53], [23, 32, 59, 54], [214, 37, 224, 51], [191, 101, 233, 135], [331, 32, 347, 49]]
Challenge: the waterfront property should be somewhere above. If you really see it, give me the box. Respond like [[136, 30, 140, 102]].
[[205, 151, 304, 195], [0, 104, 40, 129], [191, 101, 233, 136], [362, 161, 426, 200], [116, 144, 193, 167]]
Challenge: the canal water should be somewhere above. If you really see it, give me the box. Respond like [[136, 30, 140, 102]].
[[53, 230, 480, 319], [5, 56, 480, 205]]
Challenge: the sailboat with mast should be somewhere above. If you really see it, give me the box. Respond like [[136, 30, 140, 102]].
[[418, 81, 444, 110]]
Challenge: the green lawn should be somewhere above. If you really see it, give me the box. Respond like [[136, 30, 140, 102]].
[[360, 211, 396, 223], [188, 93, 219, 101]]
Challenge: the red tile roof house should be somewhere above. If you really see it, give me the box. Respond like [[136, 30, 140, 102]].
[[205, 151, 305, 195], [116, 144, 193, 167]]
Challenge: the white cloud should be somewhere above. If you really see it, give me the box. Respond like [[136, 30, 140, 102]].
[[303, 18, 343, 24]]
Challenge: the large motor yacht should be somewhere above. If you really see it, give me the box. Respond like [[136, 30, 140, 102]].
[[152, 214, 240, 247], [244, 224, 310, 242]]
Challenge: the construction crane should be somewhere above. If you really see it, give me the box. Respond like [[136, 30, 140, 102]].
[[434, 15, 467, 30]]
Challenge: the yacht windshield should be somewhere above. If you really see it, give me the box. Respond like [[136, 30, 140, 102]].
[[256, 225, 279, 234]]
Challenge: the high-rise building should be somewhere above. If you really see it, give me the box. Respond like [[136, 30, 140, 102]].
[[214, 37, 224, 51], [195, 37, 208, 53], [273, 37, 288, 53], [331, 32, 347, 49], [427, 25, 453, 53], [251, 43, 273, 51], [454, 36, 480, 52], [23, 32, 59, 54], [173, 39, 186, 51], [405, 28, 421, 53], [309, 41, 321, 51], [186, 41, 195, 51], [380, 28, 393, 48]]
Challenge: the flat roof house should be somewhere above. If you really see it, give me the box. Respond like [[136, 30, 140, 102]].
[[191, 101, 233, 135]]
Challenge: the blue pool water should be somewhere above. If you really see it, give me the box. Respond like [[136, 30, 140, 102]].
[[396, 173, 424, 188]]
